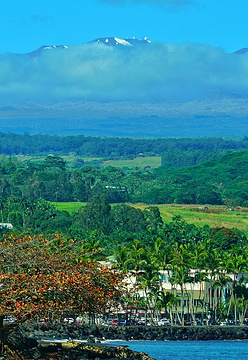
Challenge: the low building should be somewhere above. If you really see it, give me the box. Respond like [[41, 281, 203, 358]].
[[0, 223, 14, 229]]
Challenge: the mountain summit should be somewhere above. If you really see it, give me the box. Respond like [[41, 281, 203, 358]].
[[22, 38, 248, 57], [89, 36, 151, 47], [27, 45, 68, 57], [25, 38, 150, 56]]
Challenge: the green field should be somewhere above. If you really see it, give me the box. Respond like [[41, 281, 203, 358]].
[[18, 155, 103, 166], [18, 155, 160, 169], [51, 202, 85, 213], [102, 156, 161, 169], [131, 203, 248, 235], [52, 201, 248, 235]]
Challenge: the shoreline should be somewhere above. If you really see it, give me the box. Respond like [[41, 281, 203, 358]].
[[15, 322, 248, 342], [6, 324, 248, 359]]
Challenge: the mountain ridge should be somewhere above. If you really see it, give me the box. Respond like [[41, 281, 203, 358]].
[[15, 37, 247, 56], [23, 37, 151, 56], [1, 37, 248, 137]]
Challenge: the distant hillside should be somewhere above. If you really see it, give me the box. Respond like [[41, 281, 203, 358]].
[[1, 132, 248, 161], [136, 150, 248, 207], [2, 39, 248, 137], [0, 144, 247, 207]]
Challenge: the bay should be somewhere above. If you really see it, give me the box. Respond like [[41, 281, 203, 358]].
[[106, 340, 248, 360]]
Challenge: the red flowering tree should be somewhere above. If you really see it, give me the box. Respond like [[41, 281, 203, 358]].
[[0, 233, 125, 323]]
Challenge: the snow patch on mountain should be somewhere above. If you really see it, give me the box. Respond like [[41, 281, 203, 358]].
[[27, 45, 68, 57], [114, 37, 133, 46], [89, 36, 151, 47]]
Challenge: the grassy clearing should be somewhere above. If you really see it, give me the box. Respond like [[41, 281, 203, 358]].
[[53, 201, 248, 235], [51, 202, 85, 213], [102, 156, 161, 169], [18, 155, 103, 164], [62, 156, 103, 163], [131, 203, 248, 235], [17, 155, 160, 169]]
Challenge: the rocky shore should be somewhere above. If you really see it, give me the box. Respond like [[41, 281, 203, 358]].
[[3, 322, 157, 360], [16, 321, 248, 342], [4, 322, 248, 359]]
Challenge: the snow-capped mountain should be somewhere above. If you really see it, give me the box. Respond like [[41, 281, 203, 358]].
[[25, 37, 151, 56], [2, 37, 248, 137], [88, 36, 151, 47], [27, 45, 68, 57], [14, 38, 248, 57]]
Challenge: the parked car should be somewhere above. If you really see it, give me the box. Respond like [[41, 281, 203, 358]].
[[220, 321, 227, 326], [3, 316, 17, 323], [117, 319, 128, 326], [63, 317, 74, 324], [38, 318, 46, 323], [76, 316, 83, 324], [184, 320, 192, 326], [157, 319, 171, 326]]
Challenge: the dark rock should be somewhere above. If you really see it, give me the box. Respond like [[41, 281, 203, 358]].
[[5, 322, 248, 359], [23, 346, 41, 360]]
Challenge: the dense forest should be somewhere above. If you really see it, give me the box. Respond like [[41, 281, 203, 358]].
[[1, 206, 248, 329], [0, 193, 246, 253], [1, 132, 248, 331], [1, 132, 248, 165], [0, 149, 247, 207], [0, 132, 247, 243], [1, 193, 248, 328]]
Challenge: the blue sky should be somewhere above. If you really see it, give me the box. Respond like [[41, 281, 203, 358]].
[[1, 0, 248, 53], [1, 0, 248, 106]]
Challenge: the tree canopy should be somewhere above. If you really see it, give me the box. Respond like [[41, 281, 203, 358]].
[[0, 234, 124, 322]]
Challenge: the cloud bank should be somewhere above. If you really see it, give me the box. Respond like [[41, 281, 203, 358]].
[[1, 42, 248, 103]]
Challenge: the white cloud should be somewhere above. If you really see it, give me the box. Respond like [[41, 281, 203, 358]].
[[0, 42, 248, 103]]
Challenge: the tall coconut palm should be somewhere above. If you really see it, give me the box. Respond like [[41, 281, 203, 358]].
[[204, 246, 223, 322], [123, 240, 148, 319], [225, 246, 248, 323], [188, 241, 209, 323], [170, 243, 193, 326]]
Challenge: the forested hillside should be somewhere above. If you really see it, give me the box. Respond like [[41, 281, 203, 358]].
[[1, 132, 248, 166], [0, 149, 247, 207], [140, 150, 248, 207], [0, 194, 246, 251]]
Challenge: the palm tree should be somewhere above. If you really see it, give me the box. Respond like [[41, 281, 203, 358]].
[[122, 240, 148, 319], [204, 246, 223, 323], [170, 243, 193, 326], [188, 241, 209, 324], [233, 277, 248, 324], [146, 238, 175, 319], [225, 246, 248, 324], [111, 244, 129, 271]]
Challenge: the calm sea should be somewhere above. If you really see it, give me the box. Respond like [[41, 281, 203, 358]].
[[106, 340, 248, 360]]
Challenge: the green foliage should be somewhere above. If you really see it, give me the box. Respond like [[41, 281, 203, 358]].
[[140, 186, 176, 204], [111, 204, 147, 233], [0, 197, 72, 234], [143, 206, 163, 232], [162, 215, 211, 246], [75, 194, 112, 234], [209, 227, 247, 250], [102, 156, 161, 169], [44, 155, 66, 170], [0, 146, 248, 206], [175, 181, 222, 205]]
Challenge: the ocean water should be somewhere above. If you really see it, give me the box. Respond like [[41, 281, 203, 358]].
[[106, 340, 248, 360]]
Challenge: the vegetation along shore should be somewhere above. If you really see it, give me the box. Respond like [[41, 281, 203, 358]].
[[0, 133, 248, 358]]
